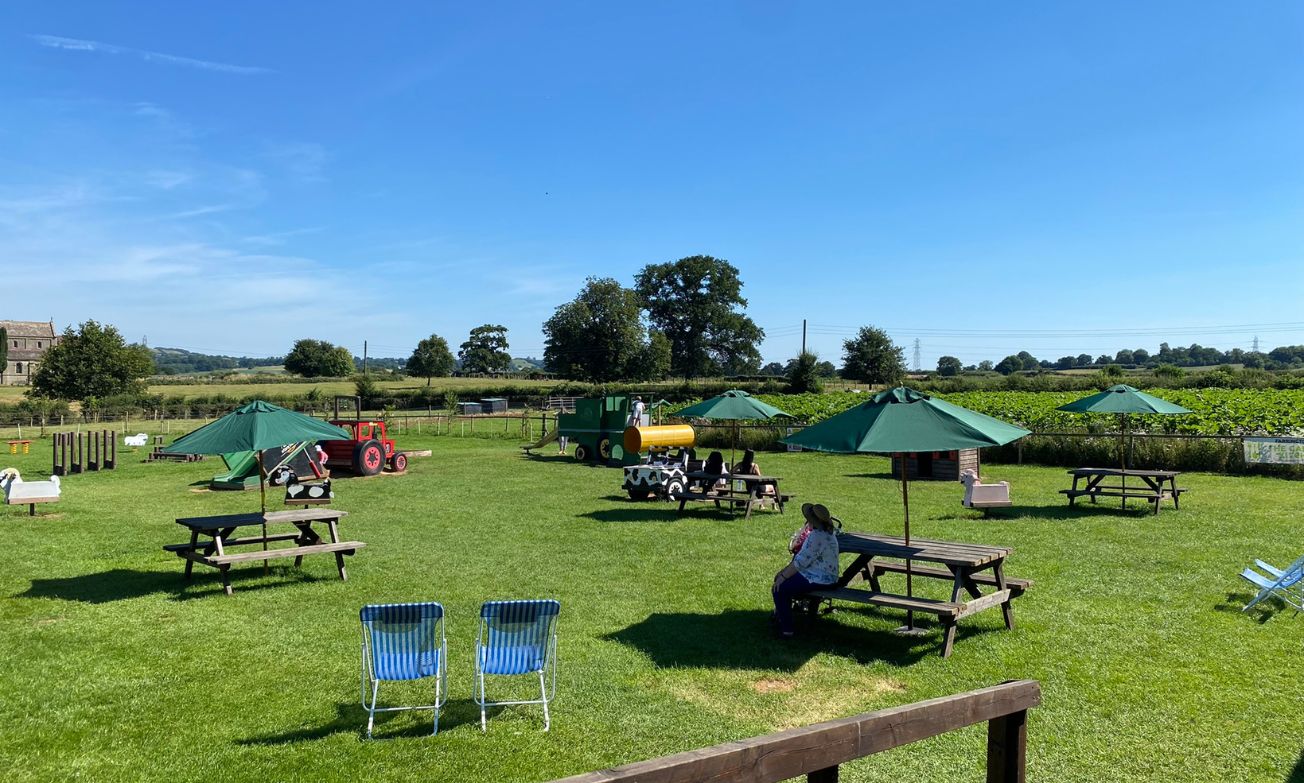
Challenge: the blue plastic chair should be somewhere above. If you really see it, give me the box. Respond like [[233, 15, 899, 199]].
[[1241, 554, 1304, 612], [473, 599, 560, 731], [359, 602, 447, 738]]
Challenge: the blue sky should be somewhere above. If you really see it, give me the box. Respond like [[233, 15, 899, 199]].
[[2, 3, 1302, 368]]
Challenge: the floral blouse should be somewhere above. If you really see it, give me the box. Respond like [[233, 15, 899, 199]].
[[792, 529, 839, 585]]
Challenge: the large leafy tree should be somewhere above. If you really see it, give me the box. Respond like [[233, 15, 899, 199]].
[[787, 351, 824, 393], [634, 255, 764, 378], [543, 278, 652, 382], [30, 320, 153, 401], [284, 339, 354, 378], [840, 325, 905, 385], [936, 355, 962, 376], [994, 355, 1023, 375], [407, 334, 455, 385], [459, 324, 511, 374]]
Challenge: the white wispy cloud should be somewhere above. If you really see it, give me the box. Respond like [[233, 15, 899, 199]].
[[239, 227, 324, 247], [264, 142, 330, 183], [30, 34, 271, 75]]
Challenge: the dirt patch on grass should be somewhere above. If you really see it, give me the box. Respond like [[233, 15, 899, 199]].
[[751, 677, 796, 694], [657, 663, 906, 727]]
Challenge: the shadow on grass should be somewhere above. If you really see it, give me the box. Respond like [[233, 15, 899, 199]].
[[1288, 749, 1304, 783], [932, 503, 1153, 523], [1213, 591, 1292, 625], [581, 507, 681, 523], [843, 472, 897, 480], [238, 698, 490, 744], [605, 609, 962, 669], [16, 567, 327, 603], [520, 451, 595, 466]]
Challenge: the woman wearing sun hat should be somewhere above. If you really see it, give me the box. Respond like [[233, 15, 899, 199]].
[[772, 503, 841, 638]]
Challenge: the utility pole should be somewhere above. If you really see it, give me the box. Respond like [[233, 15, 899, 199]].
[[913, 338, 922, 372], [363, 340, 368, 376], [801, 319, 807, 355], [1252, 335, 1260, 353]]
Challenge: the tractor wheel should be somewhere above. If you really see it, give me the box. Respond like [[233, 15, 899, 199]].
[[626, 488, 651, 501], [353, 439, 385, 476], [665, 478, 685, 500], [390, 452, 408, 473], [573, 444, 590, 462], [597, 437, 612, 461]]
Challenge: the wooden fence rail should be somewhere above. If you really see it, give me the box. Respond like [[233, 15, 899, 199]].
[[549, 680, 1040, 783]]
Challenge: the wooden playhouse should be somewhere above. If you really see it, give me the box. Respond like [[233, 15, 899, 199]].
[[891, 448, 980, 481]]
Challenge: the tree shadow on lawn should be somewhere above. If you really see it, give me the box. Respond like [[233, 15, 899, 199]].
[[606, 609, 995, 670], [1213, 590, 1291, 625], [238, 698, 489, 744], [16, 567, 328, 603]]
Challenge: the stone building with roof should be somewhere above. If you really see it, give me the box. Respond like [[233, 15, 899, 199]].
[[1, 320, 60, 386]]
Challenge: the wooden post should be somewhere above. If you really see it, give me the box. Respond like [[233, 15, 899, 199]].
[[107, 430, 116, 469], [986, 709, 1028, 783]]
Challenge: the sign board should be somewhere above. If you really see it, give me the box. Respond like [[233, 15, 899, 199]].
[[1243, 437, 1304, 465], [785, 427, 802, 452]]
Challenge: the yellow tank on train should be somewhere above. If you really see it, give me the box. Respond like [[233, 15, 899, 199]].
[[623, 424, 695, 454]]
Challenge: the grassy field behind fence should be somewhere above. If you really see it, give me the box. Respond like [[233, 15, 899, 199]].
[[1, 437, 1302, 781]]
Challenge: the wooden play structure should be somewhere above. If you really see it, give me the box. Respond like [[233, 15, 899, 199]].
[[892, 448, 980, 481], [1, 468, 61, 515], [52, 431, 117, 476]]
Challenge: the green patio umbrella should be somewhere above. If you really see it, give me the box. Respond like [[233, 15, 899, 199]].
[[163, 401, 349, 568], [1055, 384, 1191, 471], [782, 387, 1029, 630], [672, 390, 792, 464]]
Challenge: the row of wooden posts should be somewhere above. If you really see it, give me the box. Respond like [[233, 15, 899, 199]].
[[52, 431, 117, 476]]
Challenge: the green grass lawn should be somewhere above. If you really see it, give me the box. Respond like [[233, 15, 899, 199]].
[[1, 437, 1301, 781]]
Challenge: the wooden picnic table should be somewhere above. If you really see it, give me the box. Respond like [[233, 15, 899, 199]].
[[164, 509, 363, 595], [1060, 467, 1185, 514], [676, 471, 792, 520], [809, 532, 1031, 658]]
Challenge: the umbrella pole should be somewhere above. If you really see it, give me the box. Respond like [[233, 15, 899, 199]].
[[259, 449, 269, 575], [903, 458, 914, 631], [1119, 414, 1127, 509], [893, 453, 924, 636]]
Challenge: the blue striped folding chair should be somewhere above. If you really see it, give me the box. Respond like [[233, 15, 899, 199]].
[[1241, 554, 1304, 612], [473, 599, 560, 731], [359, 602, 447, 738]]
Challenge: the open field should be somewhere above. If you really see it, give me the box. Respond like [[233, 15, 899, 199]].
[[1, 437, 1302, 781], [0, 377, 557, 405]]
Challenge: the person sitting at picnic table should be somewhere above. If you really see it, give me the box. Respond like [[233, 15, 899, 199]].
[[772, 503, 840, 639]]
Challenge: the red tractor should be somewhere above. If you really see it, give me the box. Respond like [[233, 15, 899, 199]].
[[320, 396, 408, 476]]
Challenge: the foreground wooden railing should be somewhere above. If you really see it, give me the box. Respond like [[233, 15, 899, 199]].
[[550, 680, 1040, 783]]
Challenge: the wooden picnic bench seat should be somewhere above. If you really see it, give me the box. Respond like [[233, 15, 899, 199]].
[[808, 586, 962, 619], [865, 561, 1032, 595], [206, 541, 364, 565], [162, 532, 305, 552]]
